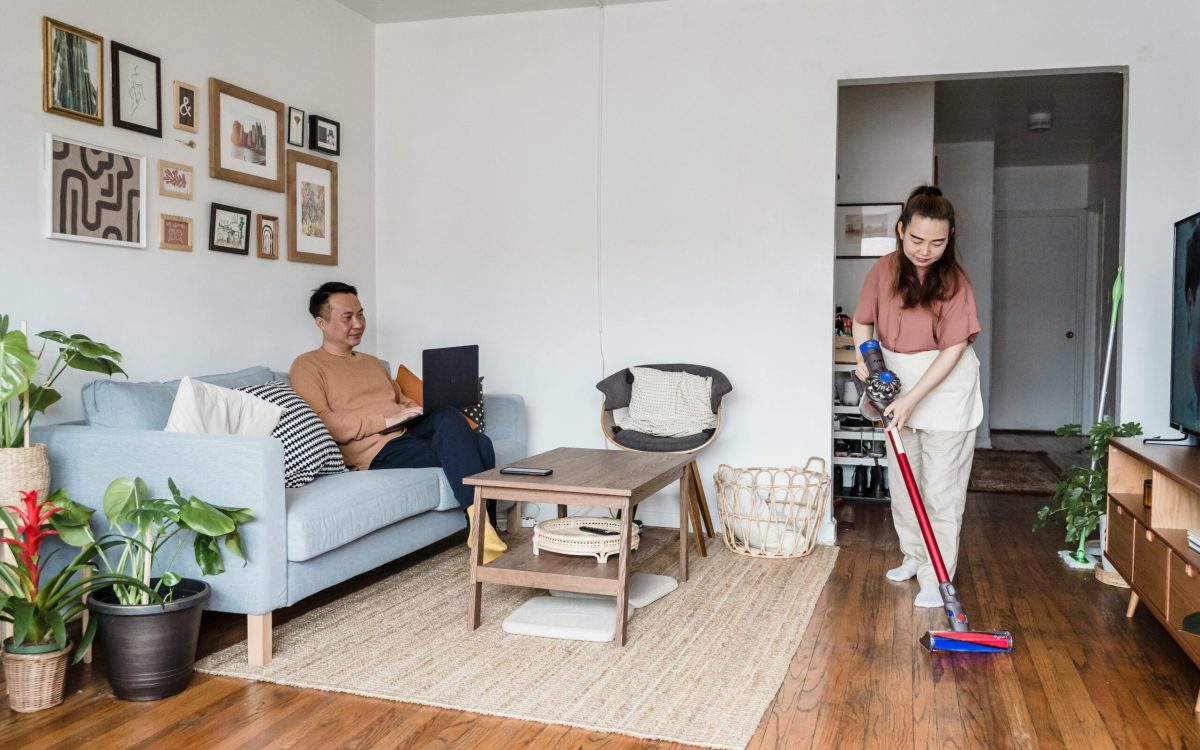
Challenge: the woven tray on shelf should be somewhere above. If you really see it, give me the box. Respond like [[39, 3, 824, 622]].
[[532, 517, 641, 564]]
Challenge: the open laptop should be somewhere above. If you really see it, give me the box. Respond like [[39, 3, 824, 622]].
[[421, 344, 479, 413]]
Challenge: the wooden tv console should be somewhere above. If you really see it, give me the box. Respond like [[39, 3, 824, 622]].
[[1106, 437, 1200, 712]]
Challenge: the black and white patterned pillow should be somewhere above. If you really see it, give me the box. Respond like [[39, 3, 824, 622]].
[[236, 381, 347, 488]]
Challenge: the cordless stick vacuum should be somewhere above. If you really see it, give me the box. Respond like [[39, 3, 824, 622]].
[[854, 339, 1013, 654]]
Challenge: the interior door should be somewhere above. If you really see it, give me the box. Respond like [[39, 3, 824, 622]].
[[991, 210, 1086, 430]]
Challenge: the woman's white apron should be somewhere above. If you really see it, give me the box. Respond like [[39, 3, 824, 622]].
[[881, 344, 983, 431]]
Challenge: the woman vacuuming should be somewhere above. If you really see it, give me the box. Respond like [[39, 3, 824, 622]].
[[852, 185, 983, 609]]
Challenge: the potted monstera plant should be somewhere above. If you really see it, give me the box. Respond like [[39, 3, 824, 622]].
[[0, 315, 124, 502], [77, 477, 252, 701], [0, 489, 155, 712]]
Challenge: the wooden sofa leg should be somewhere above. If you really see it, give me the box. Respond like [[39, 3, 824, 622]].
[[248, 612, 273, 666]]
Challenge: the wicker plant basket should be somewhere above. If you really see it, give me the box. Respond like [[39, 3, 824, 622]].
[[533, 517, 640, 563], [2, 640, 71, 713], [715, 459, 831, 559], [0, 444, 50, 505]]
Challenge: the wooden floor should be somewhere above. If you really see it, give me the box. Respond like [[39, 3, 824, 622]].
[[4, 493, 1200, 749]]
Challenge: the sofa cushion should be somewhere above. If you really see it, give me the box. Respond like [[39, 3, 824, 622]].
[[166, 377, 284, 436], [285, 469, 449, 561], [83, 366, 275, 430], [236, 381, 348, 488]]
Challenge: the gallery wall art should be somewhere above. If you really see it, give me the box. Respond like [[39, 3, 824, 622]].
[[209, 202, 251, 255], [159, 214, 193, 251], [174, 80, 198, 133], [209, 78, 284, 192], [111, 41, 162, 137], [286, 150, 337, 265], [43, 17, 103, 125], [45, 134, 145, 248]]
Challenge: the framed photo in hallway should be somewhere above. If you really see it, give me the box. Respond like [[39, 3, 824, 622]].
[[43, 17, 104, 125], [835, 203, 902, 258], [286, 150, 337, 266]]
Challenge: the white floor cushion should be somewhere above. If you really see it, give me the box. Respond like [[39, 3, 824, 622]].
[[548, 572, 678, 609], [503, 596, 635, 642]]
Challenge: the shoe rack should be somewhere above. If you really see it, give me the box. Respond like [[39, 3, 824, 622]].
[[833, 362, 890, 503]]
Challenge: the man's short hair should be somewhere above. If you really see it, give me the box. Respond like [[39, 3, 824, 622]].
[[309, 282, 359, 319]]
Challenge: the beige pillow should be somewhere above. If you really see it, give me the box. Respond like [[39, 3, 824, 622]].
[[165, 376, 283, 436], [620, 366, 716, 438]]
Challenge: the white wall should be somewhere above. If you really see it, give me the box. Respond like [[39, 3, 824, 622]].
[[375, 0, 1198, 524], [1, 0, 375, 420], [936, 141, 996, 446]]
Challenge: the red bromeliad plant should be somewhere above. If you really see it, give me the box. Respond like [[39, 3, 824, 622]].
[[0, 489, 155, 659]]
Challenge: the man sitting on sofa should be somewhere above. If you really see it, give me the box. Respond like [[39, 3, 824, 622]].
[[290, 282, 501, 533]]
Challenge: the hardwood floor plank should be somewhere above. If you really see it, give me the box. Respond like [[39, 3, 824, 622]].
[[7, 494, 1200, 748]]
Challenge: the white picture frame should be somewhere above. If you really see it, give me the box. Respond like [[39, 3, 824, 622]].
[[45, 133, 146, 248]]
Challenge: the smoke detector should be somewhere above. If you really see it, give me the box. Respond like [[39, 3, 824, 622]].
[[1027, 110, 1053, 132]]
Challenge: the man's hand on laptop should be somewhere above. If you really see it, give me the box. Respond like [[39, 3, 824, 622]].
[[385, 405, 424, 429]]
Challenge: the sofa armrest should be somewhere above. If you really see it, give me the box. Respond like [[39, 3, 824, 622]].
[[483, 393, 527, 463], [33, 424, 288, 615]]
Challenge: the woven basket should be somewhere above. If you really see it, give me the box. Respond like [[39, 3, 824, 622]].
[[715, 459, 831, 559], [533, 517, 641, 563], [2, 640, 71, 713], [0, 444, 50, 506]]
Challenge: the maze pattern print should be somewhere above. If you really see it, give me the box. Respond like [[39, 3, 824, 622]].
[[52, 139, 141, 243]]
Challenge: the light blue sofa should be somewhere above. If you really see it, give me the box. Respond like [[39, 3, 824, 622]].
[[33, 366, 527, 665]]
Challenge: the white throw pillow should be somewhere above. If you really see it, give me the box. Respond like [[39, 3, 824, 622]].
[[620, 366, 716, 438], [165, 376, 283, 437]]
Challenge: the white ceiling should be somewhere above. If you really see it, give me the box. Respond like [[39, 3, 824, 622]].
[[337, 0, 656, 23], [935, 73, 1125, 167]]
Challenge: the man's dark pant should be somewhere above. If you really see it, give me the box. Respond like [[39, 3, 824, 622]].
[[369, 406, 495, 513]]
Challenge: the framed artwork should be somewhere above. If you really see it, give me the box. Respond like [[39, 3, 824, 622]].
[[257, 215, 279, 259], [111, 42, 162, 137], [308, 115, 340, 156], [287, 150, 338, 265], [173, 80, 198, 132], [209, 203, 251, 255], [835, 203, 903, 258], [45, 134, 145, 248], [157, 160, 193, 200], [287, 107, 305, 147], [159, 214, 193, 251], [208, 78, 285, 192], [42, 17, 103, 125]]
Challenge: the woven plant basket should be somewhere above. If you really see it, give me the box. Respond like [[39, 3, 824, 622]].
[[0, 444, 50, 505], [2, 641, 71, 713], [715, 458, 831, 559]]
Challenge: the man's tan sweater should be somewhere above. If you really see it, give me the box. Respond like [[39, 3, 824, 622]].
[[289, 349, 419, 470]]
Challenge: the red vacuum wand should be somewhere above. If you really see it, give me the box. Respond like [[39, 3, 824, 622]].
[[854, 339, 1012, 654]]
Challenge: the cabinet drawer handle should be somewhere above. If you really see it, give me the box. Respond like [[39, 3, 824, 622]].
[[1117, 506, 1124, 516], [1146, 530, 1154, 542], [1188, 565, 1195, 579]]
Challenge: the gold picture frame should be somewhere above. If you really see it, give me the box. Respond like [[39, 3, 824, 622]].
[[43, 17, 104, 125], [208, 78, 284, 192], [286, 150, 338, 266], [159, 214, 193, 251], [257, 214, 279, 260], [173, 80, 198, 133]]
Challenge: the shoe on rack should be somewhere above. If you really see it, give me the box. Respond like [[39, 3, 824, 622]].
[[848, 439, 865, 458], [869, 440, 886, 458], [851, 467, 867, 497], [834, 440, 850, 457], [886, 562, 917, 582], [867, 466, 886, 497], [839, 415, 871, 431], [914, 587, 944, 608]]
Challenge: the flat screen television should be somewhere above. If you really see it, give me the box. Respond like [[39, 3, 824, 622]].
[[1171, 210, 1200, 439]]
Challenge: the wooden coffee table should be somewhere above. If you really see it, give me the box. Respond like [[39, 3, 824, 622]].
[[464, 447, 699, 645]]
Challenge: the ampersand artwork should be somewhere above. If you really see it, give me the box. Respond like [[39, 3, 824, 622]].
[[179, 94, 192, 119]]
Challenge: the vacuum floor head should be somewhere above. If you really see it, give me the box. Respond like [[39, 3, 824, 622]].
[[921, 630, 1013, 653]]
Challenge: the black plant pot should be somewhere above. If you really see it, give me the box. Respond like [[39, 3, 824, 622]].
[[87, 578, 211, 701]]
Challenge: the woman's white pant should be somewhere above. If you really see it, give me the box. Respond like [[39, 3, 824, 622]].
[[884, 426, 976, 592]]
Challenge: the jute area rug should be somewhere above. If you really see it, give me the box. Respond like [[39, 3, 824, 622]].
[[968, 449, 1061, 495], [196, 532, 837, 750]]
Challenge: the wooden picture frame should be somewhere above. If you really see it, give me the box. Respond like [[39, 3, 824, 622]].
[[287, 150, 338, 266], [208, 78, 285, 192], [287, 107, 305, 147], [835, 203, 903, 258], [173, 80, 198, 132], [159, 214, 193, 251], [257, 214, 279, 259], [111, 41, 162, 137], [209, 202, 251, 255], [43, 17, 104, 125], [308, 114, 340, 156], [46, 133, 145, 248], [157, 160, 193, 200]]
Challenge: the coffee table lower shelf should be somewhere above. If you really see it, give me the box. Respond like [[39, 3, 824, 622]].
[[475, 526, 677, 596]]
